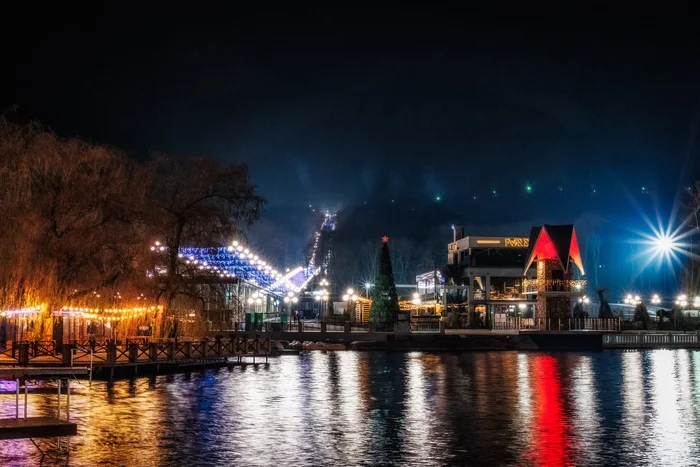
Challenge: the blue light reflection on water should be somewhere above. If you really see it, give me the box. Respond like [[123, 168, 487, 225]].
[[1, 350, 700, 466]]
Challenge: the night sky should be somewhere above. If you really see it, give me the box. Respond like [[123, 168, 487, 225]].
[[3, 4, 700, 294]]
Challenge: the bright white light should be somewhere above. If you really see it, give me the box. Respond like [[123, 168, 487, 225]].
[[655, 235, 675, 253], [287, 291, 294, 298], [232, 241, 239, 247], [227, 246, 234, 252], [651, 294, 661, 305], [518, 303, 526, 310], [283, 297, 290, 303], [412, 292, 420, 299], [347, 288, 354, 295], [342, 294, 349, 301], [292, 297, 298, 303], [351, 294, 358, 301], [364, 282, 373, 290]]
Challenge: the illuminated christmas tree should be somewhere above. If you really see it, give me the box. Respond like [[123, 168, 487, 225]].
[[369, 236, 401, 324]]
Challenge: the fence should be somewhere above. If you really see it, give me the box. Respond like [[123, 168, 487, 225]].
[[603, 332, 700, 348], [0, 336, 271, 366], [494, 317, 620, 332]]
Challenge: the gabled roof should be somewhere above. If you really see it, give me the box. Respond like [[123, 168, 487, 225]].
[[523, 224, 585, 275]]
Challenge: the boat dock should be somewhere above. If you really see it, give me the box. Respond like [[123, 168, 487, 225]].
[[0, 366, 88, 447]]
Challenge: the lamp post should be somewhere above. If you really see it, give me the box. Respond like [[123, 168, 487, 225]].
[[343, 288, 358, 323], [412, 292, 422, 316]]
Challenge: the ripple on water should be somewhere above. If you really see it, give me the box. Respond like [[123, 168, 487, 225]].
[[1, 350, 700, 466]]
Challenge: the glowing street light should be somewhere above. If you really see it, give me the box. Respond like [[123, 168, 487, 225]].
[[623, 294, 641, 305], [363, 282, 373, 297], [651, 294, 661, 305], [578, 296, 590, 304], [412, 292, 422, 306], [676, 294, 688, 308]]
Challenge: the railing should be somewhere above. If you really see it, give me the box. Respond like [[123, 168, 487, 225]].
[[523, 279, 587, 294], [603, 332, 700, 348], [0, 336, 272, 366], [410, 321, 441, 333], [495, 317, 620, 332]]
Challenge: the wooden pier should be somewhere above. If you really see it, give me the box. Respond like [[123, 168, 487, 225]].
[[0, 336, 273, 378], [0, 366, 88, 445]]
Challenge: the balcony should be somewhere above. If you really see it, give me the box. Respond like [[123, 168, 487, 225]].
[[523, 279, 586, 294]]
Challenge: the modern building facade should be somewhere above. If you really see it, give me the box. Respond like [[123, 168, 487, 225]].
[[442, 225, 585, 328]]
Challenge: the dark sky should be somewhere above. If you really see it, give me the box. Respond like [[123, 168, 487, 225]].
[[3, 3, 700, 292]]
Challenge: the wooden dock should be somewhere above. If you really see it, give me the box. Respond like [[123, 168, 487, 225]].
[[0, 366, 88, 442], [0, 416, 76, 440], [0, 337, 274, 379]]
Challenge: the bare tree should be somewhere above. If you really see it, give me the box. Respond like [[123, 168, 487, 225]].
[[145, 154, 265, 335]]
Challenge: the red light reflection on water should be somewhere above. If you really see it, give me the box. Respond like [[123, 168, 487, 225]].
[[522, 355, 574, 467]]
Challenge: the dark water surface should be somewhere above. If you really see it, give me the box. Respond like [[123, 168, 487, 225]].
[[2, 350, 700, 466]]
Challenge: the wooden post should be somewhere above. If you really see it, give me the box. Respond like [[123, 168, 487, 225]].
[[215, 336, 222, 356], [149, 342, 158, 362], [106, 340, 117, 365], [185, 341, 192, 358], [18, 342, 29, 365], [167, 340, 174, 360], [129, 343, 138, 363], [61, 343, 73, 366]]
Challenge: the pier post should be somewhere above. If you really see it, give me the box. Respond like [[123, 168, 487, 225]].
[[215, 336, 223, 356], [129, 343, 138, 363], [321, 322, 327, 333], [185, 341, 192, 358], [149, 343, 158, 362], [106, 340, 117, 365], [167, 340, 174, 360], [61, 343, 73, 366], [18, 342, 29, 365], [344, 322, 351, 333]]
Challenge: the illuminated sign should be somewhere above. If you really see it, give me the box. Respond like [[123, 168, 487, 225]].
[[505, 238, 529, 248]]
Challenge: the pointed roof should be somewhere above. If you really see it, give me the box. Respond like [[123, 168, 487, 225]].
[[523, 224, 585, 275]]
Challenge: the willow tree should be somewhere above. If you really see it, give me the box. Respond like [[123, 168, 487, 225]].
[[0, 120, 152, 338], [145, 154, 265, 335]]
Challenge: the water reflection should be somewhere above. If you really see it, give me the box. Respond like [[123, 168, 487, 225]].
[[1, 350, 700, 466]]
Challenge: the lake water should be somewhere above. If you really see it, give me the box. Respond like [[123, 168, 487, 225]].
[[1, 350, 700, 466]]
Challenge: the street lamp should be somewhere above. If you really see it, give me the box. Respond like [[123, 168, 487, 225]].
[[364, 282, 373, 297], [651, 294, 661, 305], [344, 288, 358, 322], [578, 296, 590, 304], [623, 294, 641, 305], [676, 294, 688, 308]]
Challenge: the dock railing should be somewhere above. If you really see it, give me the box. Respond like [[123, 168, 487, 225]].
[[603, 332, 700, 348], [498, 317, 620, 332]]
